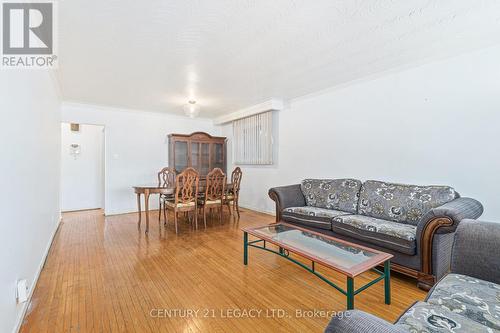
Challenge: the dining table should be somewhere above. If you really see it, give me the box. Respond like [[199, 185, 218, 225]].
[[133, 182, 233, 233]]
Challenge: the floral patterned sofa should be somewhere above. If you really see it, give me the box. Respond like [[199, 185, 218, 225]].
[[324, 219, 500, 332], [268, 179, 483, 289]]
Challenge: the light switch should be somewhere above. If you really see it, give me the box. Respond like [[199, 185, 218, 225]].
[[17, 279, 28, 303]]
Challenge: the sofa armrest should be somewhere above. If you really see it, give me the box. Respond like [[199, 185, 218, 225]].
[[268, 184, 306, 222], [417, 197, 484, 236], [325, 310, 406, 333], [415, 197, 483, 285], [451, 219, 500, 284]]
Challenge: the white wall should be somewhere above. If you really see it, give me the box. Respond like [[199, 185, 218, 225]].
[[61, 123, 104, 211], [61, 103, 219, 215], [0, 71, 61, 333], [221, 45, 500, 221]]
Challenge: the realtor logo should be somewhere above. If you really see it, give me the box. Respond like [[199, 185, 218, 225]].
[[2, 1, 57, 68]]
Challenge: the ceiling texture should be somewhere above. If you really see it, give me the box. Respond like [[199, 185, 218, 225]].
[[57, 0, 500, 118]]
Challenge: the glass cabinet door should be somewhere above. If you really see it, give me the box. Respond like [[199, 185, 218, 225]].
[[213, 143, 224, 170], [169, 133, 226, 177], [174, 141, 188, 173], [200, 143, 210, 176], [191, 142, 200, 172]]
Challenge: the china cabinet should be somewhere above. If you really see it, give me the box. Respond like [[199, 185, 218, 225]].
[[168, 132, 226, 177]]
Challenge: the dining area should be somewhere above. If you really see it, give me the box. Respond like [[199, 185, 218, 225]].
[[133, 131, 243, 234], [134, 166, 242, 234]]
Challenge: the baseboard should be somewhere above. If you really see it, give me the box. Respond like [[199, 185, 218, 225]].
[[105, 205, 274, 217], [239, 203, 275, 216], [13, 215, 62, 333], [104, 206, 160, 216], [61, 207, 102, 213], [104, 209, 152, 217]]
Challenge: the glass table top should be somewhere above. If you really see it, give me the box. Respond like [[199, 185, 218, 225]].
[[245, 223, 392, 276]]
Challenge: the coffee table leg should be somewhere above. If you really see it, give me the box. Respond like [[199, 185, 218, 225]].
[[347, 277, 354, 310], [243, 232, 248, 265], [384, 260, 391, 305]]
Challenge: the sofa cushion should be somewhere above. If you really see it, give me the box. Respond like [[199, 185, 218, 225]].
[[332, 215, 417, 255], [300, 179, 362, 213], [359, 180, 458, 226], [282, 206, 350, 230], [426, 273, 500, 330], [395, 301, 492, 333]]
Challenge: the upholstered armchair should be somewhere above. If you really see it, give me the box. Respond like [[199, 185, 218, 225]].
[[324, 219, 500, 333]]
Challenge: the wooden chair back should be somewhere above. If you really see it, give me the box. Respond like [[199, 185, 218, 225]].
[[158, 167, 175, 188], [231, 167, 243, 194], [174, 167, 199, 205], [204, 168, 226, 202]]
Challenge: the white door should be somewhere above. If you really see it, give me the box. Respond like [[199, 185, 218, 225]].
[[61, 123, 104, 211]]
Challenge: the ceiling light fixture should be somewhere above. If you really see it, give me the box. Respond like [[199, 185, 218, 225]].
[[183, 100, 200, 118]]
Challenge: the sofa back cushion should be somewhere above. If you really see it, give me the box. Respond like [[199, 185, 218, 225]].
[[358, 180, 458, 225], [300, 179, 362, 213]]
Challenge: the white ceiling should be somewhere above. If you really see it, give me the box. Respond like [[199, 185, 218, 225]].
[[57, 0, 500, 118]]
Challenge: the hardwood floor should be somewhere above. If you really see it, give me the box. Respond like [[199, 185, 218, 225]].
[[20, 208, 426, 333]]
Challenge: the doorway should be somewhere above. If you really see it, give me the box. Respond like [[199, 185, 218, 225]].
[[60, 123, 105, 212]]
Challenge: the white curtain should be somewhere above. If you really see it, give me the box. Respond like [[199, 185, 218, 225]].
[[233, 111, 273, 165]]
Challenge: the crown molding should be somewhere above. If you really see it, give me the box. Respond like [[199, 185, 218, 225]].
[[213, 98, 283, 125], [61, 101, 215, 122]]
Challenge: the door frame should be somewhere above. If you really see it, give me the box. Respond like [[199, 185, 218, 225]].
[[60, 121, 106, 213]]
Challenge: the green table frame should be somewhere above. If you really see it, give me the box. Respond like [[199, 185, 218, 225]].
[[243, 232, 391, 310]]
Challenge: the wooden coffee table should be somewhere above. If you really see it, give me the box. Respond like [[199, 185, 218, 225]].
[[242, 223, 393, 310]]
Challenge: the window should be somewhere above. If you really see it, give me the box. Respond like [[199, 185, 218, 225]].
[[233, 111, 273, 165]]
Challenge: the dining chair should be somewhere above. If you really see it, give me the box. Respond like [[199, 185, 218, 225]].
[[224, 167, 242, 218], [198, 168, 226, 228], [157, 167, 175, 223], [163, 167, 199, 234]]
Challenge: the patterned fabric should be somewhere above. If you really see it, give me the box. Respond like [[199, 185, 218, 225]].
[[359, 180, 457, 226], [282, 206, 349, 230], [165, 201, 195, 208], [300, 179, 362, 213], [396, 301, 493, 333], [333, 215, 417, 241], [199, 199, 221, 205], [325, 310, 407, 333], [426, 273, 500, 330], [284, 206, 348, 219]]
